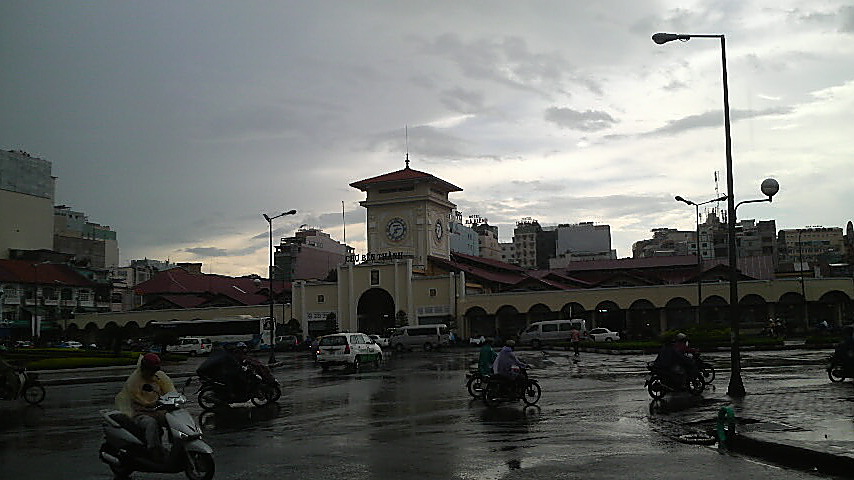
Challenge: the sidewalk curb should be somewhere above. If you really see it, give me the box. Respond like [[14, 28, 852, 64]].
[[730, 433, 854, 476]]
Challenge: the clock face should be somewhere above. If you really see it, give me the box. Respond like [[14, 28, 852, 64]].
[[386, 217, 407, 241], [434, 219, 444, 240]]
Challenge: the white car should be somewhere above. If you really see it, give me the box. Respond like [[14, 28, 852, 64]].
[[59, 340, 84, 349], [588, 328, 620, 342], [166, 337, 213, 356], [316, 333, 382, 372]]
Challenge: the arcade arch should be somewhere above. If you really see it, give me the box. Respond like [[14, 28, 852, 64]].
[[357, 288, 395, 334]]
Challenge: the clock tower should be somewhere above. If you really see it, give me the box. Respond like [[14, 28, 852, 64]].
[[350, 161, 461, 270]]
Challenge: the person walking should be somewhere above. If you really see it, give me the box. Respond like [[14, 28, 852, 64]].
[[570, 327, 581, 357]]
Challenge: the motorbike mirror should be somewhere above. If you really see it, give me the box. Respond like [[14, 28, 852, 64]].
[[142, 383, 154, 392]]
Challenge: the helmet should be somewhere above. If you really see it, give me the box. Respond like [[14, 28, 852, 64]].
[[505, 339, 516, 347], [675, 333, 688, 342], [141, 353, 161, 369]]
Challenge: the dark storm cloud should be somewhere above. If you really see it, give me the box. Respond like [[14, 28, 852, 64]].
[[415, 33, 602, 98], [544, 107, 617, 132], [640, 107, 793, 137]]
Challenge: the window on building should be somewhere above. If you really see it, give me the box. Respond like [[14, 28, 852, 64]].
[[370, 270, 379, 285], [429, 288, 437, 297], [317, 294, 325, 303]]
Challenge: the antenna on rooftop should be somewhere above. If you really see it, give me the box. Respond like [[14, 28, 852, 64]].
[[405, 125, 410, 169]]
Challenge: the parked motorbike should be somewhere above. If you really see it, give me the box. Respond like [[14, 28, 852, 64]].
[[98, 390, 215, 480], [827, 354, 854, 383], [465, 370, 485, 399], [645, 362, 705, 399], [481, 368, 541, 407], [0, 367, 45, 405], [196, 365, 277, 411]]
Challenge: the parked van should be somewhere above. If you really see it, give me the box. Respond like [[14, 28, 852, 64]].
[[389, 324, 450, 352], [518, 319, 587, 348], [166, 337, 213, 356]]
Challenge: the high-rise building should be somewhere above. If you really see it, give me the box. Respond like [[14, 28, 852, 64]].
[[0, 150, 55, 259], [778, 227, 845, 271], [448, 211, 479, 256], [469, 218, 502, 261], [550, 222, 616, 267], [512, 218, 555, 270], [53, 205, 119, 269], [274, 228, 350, 281]]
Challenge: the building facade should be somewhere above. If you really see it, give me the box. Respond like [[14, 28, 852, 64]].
[[274, 228, 349, 282], [0, 150, 55, 259], [448, 211, 479, 257], [54, 205, 119, 269]]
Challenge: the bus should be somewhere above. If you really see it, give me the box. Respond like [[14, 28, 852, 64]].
[[150, 315, 270, 350]]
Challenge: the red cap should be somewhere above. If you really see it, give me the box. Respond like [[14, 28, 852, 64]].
[[141, 353, 161, 369]]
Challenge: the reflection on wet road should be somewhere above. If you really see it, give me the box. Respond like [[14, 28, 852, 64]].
[[0, 348, 836, 479]]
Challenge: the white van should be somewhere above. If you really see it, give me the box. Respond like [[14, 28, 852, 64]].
[[389, 324, 450, 352], [166, 337, 213, 356], [518, 319, 586, 348]]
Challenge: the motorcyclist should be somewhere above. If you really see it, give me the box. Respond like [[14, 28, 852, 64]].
[[493, 340, 529, 392], [115, 353, 175, 461], [0, 356, 21, 398], [232, 342, 275, 384], [477, 338, 497, 377], [652, 333, 696, 388]]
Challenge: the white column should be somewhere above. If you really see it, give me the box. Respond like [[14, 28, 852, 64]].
[[406, 259, 414, 325]]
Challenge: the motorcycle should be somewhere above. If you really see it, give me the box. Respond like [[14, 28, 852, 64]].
[[645, 362, 705, 399], [481, 368, 541, 408], [465, 369, 485, 399], [196, 364, 277, 411], [827, 354, 854, 383], [242, 360, 282, 402], [0, 367, 46, 405], [98, 390, 215, 480]]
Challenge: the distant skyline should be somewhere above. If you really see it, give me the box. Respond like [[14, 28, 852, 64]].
[[2, 1, 852, 276]]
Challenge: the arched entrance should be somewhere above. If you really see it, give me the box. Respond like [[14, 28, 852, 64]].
[[495, 305, 525, 340], [465, 307, 493, 338], [665, 297, 693, 332], [700, 295, 727, 327], [357, 288, 395, 334], [627, 299, 657, 339], [527, 304, 554, 324], [595, 301, 623, 332]]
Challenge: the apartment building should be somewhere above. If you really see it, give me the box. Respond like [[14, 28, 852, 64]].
[[274, 228, 350, 282], [0, 150, 55, 259], [53, 205, 119, 269]]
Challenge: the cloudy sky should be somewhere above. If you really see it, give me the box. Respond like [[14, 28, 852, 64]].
[[2, 1, 853, 277]]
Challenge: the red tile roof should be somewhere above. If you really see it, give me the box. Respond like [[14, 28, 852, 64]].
[[350, 166, 462, 192], [134, 267, 288, 306], [0, 259, 95, 286]]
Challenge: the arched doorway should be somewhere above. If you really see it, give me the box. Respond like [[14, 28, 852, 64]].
[[700, 295, 728, 327], [495, 305, 524, 340], [665, 297, 693, 332], [627, 299, 657, 339], [560, 302, 587, 321], [595, 301, 623, 332], [357, 288, 395, 334], [465, 307, 493, 338], [739, 294, 768, 332], [817, 291, 852, 328], [527, 304, 554, 324]]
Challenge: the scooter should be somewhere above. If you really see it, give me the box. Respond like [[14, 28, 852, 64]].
[[196, 365, 275, 411], [0, 367, 46, 405], [98, 390, 215, 480], [645, 362, 705, 399]]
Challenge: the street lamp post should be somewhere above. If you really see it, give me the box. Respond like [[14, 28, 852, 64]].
[[675, 194, 728, 323], [262, 209, 297, 364], [653, 32, 771, 397]]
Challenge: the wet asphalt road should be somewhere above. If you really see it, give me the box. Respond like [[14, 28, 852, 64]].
[[0, 348, 840, 479]]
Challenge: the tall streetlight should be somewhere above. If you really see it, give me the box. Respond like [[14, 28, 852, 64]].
[[653, 31, 748, 397], [675, 194, 728, 323], [262, 209, 297, 363]]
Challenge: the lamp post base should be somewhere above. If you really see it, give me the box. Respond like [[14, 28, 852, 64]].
[[726, 375, 746, 398]]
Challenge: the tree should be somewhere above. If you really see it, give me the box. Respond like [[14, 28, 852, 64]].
[[284, 318, 302, 335]]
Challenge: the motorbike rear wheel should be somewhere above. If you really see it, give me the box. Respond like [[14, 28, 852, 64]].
[[23, 383, 46, 405], [828, 363, 846, 383], [466, 375, 483, 398], [521, 380, 541, 406], [184, 451, 215, 480], [197, 387, 220, 411]]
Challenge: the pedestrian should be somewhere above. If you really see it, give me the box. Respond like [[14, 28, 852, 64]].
[[570, 327, 581, 357]]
